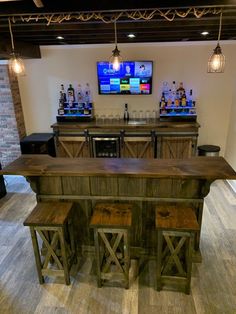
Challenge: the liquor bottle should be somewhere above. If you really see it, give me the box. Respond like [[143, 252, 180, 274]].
[[188, 89, 193, 107], [123, 103, 129, 121], [58, 93, 65, 115], [167, 89, 172, 106], [160, 92, 166, 108], [59, 91, 64, 106], [175, 91, 180, 107], [171, 81, 177, 104], [60, 84, 67, 102], [83, 103, 90, 115], [176, 82, 185, 99], [84, 83, 92, 103], [77, 84, 84, 103], [181, 91, 187, 106], [67, 84, 75, 103], [162, 81, 169, 99]]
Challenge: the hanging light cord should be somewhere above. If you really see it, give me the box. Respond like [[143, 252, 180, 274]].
[[8, 18, 15, 52], [217, 11, 223, 43], [114, 20, 117, 46]]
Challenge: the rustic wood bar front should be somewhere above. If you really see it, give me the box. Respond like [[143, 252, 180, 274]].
[[2, 155, 236, 260]]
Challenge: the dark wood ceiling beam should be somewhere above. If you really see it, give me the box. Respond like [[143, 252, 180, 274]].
[[12, 29, 234, 40], [0, 38, 41, 59]]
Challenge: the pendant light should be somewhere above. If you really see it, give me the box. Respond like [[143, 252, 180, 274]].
[[109, 20, 122, 71], [8, 18, 26, 76], [207, 11, 225, 73]]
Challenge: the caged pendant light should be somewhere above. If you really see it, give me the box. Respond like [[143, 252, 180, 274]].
[[8, 18, 25, 76], [207, 11, 225, 73], [109, 20, 123, 71]]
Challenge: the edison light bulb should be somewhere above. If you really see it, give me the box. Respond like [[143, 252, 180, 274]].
[[9, 54, 25, 75], [211, 54, 221, 71], [207, 43, 225, 73], [112, 57, 120, 71]]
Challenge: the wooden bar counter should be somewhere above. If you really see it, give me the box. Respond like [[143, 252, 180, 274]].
[[2, 155, 236, 259]]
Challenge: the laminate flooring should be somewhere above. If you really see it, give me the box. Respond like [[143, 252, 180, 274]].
[[0, 175, 236, 314]]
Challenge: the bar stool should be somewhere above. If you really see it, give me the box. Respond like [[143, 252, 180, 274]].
[[90, 203, 132, 289], [155, 204, 199, 294], [24, 202, 76, 285]]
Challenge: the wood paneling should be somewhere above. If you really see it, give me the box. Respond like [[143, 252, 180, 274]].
[[57, 137, 90, 158], [160, 136, 194, 159], [62, 177, 90, 195], [121, 137, 154, 158], [90, 177, 118, 196]]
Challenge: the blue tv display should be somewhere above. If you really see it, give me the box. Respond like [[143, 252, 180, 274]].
[[97, 61, 153, 95]]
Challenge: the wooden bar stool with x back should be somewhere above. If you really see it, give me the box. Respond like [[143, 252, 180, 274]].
[[90, 203, 132, 289], [24, 202, 76, 285], [156, 203, 199, 294]]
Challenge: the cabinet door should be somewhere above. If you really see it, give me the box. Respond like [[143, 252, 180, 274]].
[[56, 136, 90, 157], [121, 137, 155, 158], [160, 136, 195, 159]]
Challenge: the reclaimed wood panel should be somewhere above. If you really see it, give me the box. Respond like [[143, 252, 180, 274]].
[[72, 200, 93, 247], [118, 178, 146, 196], [90, 177, 118, 196], [62, 177, 90, 195], [121, 138, 154, 158], [146, 179, 201, 199], [160, 136, 193, 159], [38, 177, 62, 195], [57, 137, 90, 158]]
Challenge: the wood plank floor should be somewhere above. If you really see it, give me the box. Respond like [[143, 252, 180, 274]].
[[0, 175, 236, 314]]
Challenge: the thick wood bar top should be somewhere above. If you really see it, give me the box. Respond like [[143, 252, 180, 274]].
[[2, 155, 236, 180], [51, 120, 200, 132]]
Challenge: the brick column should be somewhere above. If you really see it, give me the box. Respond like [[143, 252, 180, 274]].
[[0, 64, 26, 167]]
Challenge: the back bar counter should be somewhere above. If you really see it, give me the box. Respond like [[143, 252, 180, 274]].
[[2, 155, 236, 259]]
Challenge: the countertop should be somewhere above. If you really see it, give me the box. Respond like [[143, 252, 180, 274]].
[[2, 155, 236, 180], [51, 119, 200, 131]]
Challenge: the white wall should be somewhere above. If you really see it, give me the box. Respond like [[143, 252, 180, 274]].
[[225, 85, 236, 171], [18, 41, 236, 156]]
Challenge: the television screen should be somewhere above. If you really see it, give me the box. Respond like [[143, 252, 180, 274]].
[[97, 61, 153, 95]]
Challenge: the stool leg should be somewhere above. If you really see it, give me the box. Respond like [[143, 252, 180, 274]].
[[185, 234, 194, 294], [29, 227, 44, 284], [68, 218, 77, 264], [94, 228, 102, 287], [123, 230, 130, 289], [59, 227, 70, 285], [156, 230, 162, 291]]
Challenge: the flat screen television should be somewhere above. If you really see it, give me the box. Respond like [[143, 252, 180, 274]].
[[97, 61, 153, 95]]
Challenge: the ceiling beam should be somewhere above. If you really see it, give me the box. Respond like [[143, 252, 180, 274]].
[[0, 38, 41, 59]]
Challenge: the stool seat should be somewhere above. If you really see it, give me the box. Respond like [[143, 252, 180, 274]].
[[90, 203, 132, 229], [90, 203, 132, 289], [156, 204, 199, 294], [24, 202, 76, 285], [156, 204, 199, 232], [24, 202, 73, 227]]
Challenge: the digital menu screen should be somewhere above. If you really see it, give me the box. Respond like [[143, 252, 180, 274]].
[[97, 61, 153, 95]]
